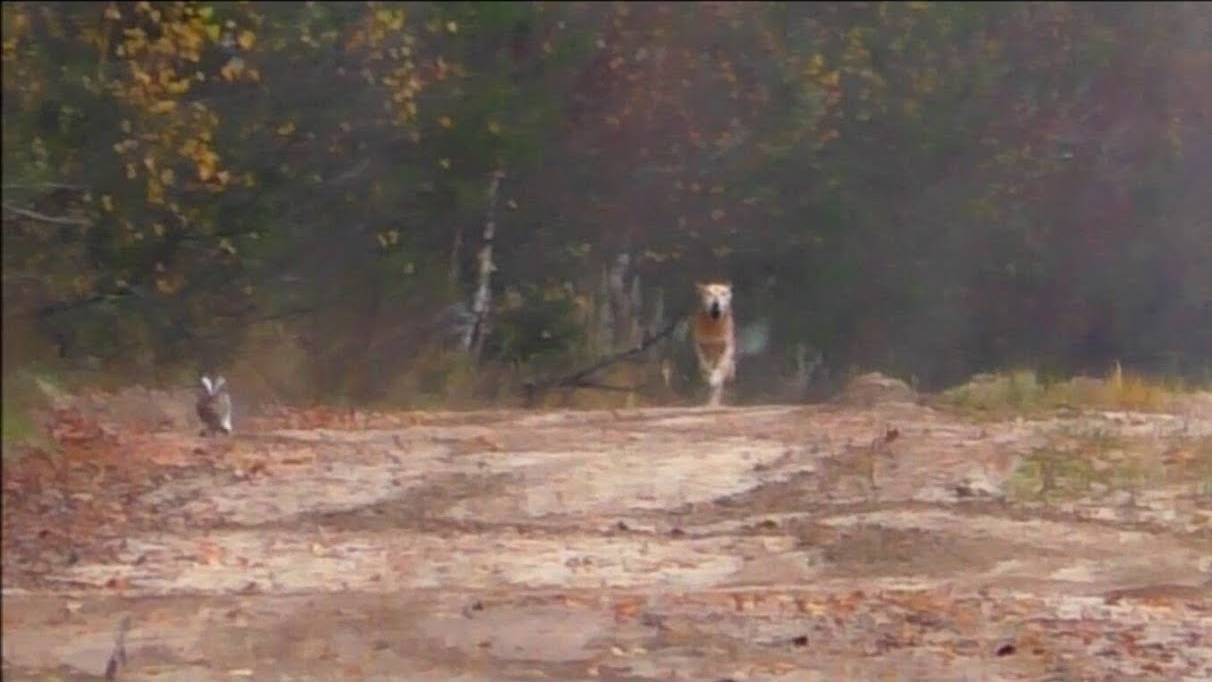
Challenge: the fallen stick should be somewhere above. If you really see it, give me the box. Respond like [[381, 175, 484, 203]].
[[104, 615, 131, 681]]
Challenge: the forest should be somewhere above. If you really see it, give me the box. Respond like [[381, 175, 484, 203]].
[[4, 5, 1212, 680], [4, 1, 1211, 413]]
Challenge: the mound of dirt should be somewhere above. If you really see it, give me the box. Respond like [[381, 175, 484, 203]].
[[835, 371, 917, 407]]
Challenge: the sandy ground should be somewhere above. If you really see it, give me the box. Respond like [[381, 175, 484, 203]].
[[3, 394, 1211, 681]]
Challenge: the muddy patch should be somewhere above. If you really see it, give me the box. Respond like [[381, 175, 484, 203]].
[[817, 525, 1013, 578]]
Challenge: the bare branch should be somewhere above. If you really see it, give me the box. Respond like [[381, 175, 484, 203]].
[[523, 313, 686, 404], [2, 202, 92, 227], [2, 182, 89, 192]]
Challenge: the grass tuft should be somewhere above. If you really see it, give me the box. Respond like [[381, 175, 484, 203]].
[[938, 364, 1188, 416], [1, 366, 65, 457]]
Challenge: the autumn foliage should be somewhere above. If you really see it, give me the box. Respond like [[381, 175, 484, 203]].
[[3, 2, 1210, 409]]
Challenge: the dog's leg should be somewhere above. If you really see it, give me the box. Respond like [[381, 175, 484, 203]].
[[695, 346, 712, 407], [706, 366, 726, 407], [695, 346, 710, 379]]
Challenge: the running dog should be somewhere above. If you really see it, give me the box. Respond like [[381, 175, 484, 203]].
[[693, 281, 736, 407]]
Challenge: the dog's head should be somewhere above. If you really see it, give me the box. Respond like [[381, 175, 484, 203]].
[[696, 282, 733, 320]]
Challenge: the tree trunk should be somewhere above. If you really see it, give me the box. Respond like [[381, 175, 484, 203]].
[[356, 278, 383, 400], [628, 272, 643, 346], [607, 250, 632, 351], [648, 287, 665, 339], [464, 169, 506, 361], [449, 224, 464, 285], [592, 268, 612, 355]]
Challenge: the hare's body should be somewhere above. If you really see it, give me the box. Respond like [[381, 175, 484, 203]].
[[197, 376, 233, 436]]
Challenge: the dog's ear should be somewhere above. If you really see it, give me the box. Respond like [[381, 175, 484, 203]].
[[695, 282, 707, 294], [200, 376, 212, 394]]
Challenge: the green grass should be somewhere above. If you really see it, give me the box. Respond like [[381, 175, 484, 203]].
[[1, 366, 65, 457], [1007, 431, 1212, 504], [1008, 434, 1160, 503], [1, 404, 41, 445]]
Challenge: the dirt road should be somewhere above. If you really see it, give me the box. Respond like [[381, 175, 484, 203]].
[[3, 398, 1211, 681]]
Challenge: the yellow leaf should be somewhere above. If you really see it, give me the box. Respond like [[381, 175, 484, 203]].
[[104, 4, 121, 21], [237, 30, 255, 50], [150, 100, 177, 114], [101, 195, 114, 212], [219, 237, 236, 255], [276, 121, 296, 136], [487, 120, 501, 135], [439, 158, 451, 169], [220, 57, 245, 81], [198, 7, 213, 19], [146, 178, 164, 204], [160, 168, 175, 185], [446, 20, 458, 34], [438, 115, 453, 129]]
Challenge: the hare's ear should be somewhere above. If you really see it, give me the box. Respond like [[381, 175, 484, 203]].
[[213, 376, 227, 392], [200, 376, 213, 394]]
